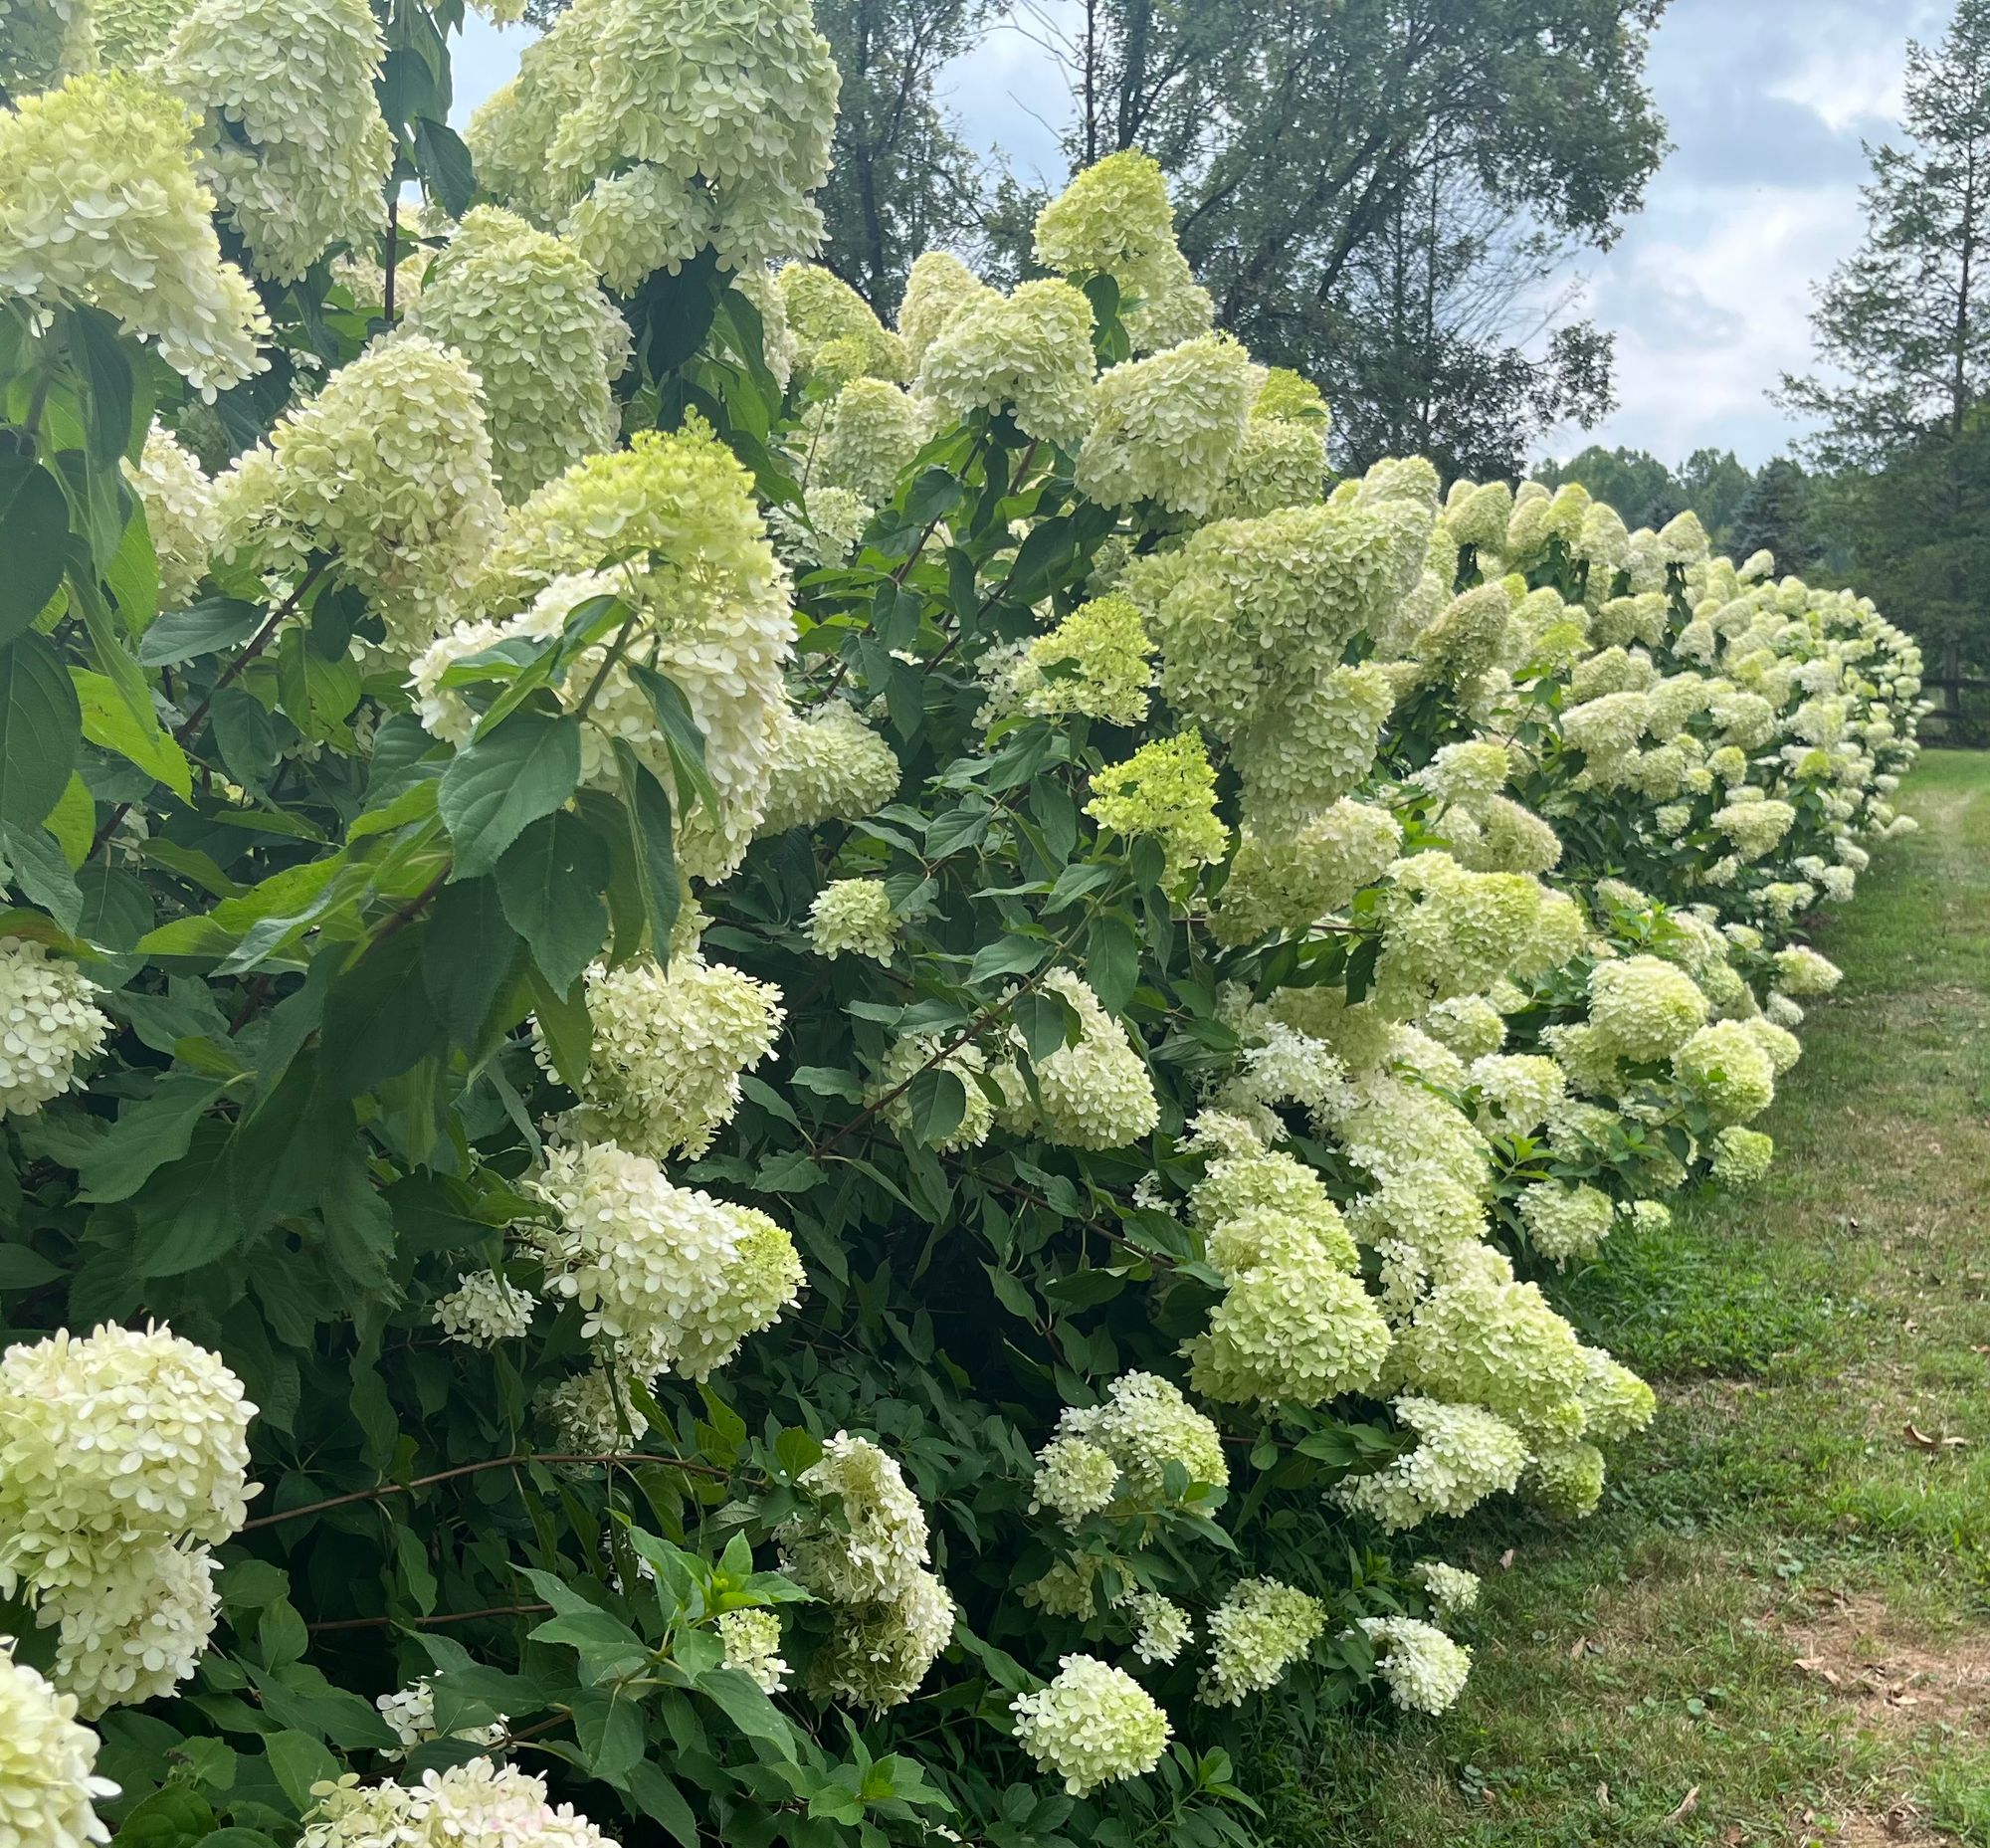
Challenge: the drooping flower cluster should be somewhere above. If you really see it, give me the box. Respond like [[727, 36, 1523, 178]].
[[410, 208, 631, 505], [0, 1645, 116, 1848], [544, 955, 783, 1162], [158, 0, 392, 284], [1412, 1560, 1481, 1621], [1336, 1395, 1530, 1532], [1011, 1654, 1171, 1795], [0, 1325, 256, 1715], [0, 72, 268, 394], [1199, 1577, 1327, 1706], [1356, 1615, 1472, 1715], [0, 942, 108, 1119], [781, 1433, 954, 1711], [528, 1142, 804, 1381]]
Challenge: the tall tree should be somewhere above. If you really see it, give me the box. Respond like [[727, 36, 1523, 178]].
[[1781, 0, 1990, 712], [1031, 0, 1667, 441], [813, 0, 992, 312], [1727, 457, 1820, 576]]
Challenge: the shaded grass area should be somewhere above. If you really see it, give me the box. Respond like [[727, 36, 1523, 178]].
[[1253, 749, 1990, 1846]]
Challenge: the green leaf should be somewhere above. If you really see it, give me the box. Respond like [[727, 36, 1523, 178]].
[[627, 664, 720, 820], [696, 1665, 798, 1760], [0, 632, 81, 828], [44, 770, 93, 868], [79, 1072, 233, 1203], [497, 810, 610, 993], [0, 448, 70, 646], [525, 965, 593, 1090], [138, 596, 265, 667], [413, 115, 477, 217], [0, 1245, 60, 1288], [316, 928, 444, 1098], [1011, 989, 1079, 1062], [70, 303, 145, 466], [132, 1121, 245, 1277], [571, 1687, 646, 1785], [0, 817, 82, 929], [422, 876, 520, 1047], [626, 1763, 700, 1848], [611, 738, 681, 958], [263, 1731, 339, 1815], [904, 1066, 966, 1147], [1087, 911, 1140, 1017], [439, 713, 581, 880], [74, 666, 192, 798], [967, 934, 1046, 985]]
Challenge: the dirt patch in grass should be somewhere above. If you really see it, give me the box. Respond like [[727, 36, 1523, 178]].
[[1786, 1594, 1990, 1735]]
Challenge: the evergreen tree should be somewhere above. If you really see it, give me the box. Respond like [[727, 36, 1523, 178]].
[[1781, 0, 1990, 712], [1728, 457, 1820, 576]]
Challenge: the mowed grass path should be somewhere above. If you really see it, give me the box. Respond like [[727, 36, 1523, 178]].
[[1254, 747, 1990, 1847]]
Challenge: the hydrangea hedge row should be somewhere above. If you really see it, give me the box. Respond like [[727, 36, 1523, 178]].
[[0, 0, 1924, 1843]]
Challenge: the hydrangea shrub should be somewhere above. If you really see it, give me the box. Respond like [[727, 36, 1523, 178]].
[[0, 3, 1923, 1844]]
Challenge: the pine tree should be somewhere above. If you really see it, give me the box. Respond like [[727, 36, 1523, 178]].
[[1728, 458, 1819, 576], [1781, 0, 1990, 710]]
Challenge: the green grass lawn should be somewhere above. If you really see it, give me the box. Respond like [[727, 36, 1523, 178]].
[[1251, 747, 1990, 1847]]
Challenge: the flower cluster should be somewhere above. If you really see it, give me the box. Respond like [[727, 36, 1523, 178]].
[[0, 72, 268, 394], [916, 280, 1098, 450], [782, 1433, 954, 1710], [1356, 1615, 1472, 1715], [545, 955, 784, 1162], [1412, 1560, 1481, 1620], [214, 334, 502, 655], [528, 1141, 803, 1381], [1213, 800, 1402, 945], [716, 1606, 789, 1693], [0, 1645, 115, 1848], [158, 0, 392, 284], [470, 426, 795, 875], [1086, 729, 1229, 881], [981, 594, 1155, 727], [804, 376, 930, 502], [410, 208, 630, 505], [1200, 1577, 1326, 1706], [375, 1678, 508, 1757], [432, 1271, 538, 1348], [1012, 1654, 1171, 1795], [999, 969, 1159, 1150], [757, 701, 901, 836], [470, 0, 837, 288], [1077, 333, 1262, 516], [809, 878, 897, 961], [1052, 1371, 1228, 1507], [300, 1759, 618, 1848], [0, 1325, 255, 1714], [125, 423, 216, 607], [0, 941, 108, 1119]]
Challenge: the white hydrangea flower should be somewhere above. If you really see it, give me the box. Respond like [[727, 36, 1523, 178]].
[[874, 1033, 995, 1153], [1012, 1654, 1171, 1794], [1053, 1371, 1227, 1506], [1357, 1614, 1472, 1715], [757, 701, 902, 837], [300, 1758, 617, 1848], [432, 1271, 537, 1348], [374, 1676, 507, 1759], [1029, 1434, 1120, 1527], [1336, 1395, 1529, 1532], [716, 1607, 788, 1694], [125, 424, 216, 607], [0, 72, 269, 396], [1001, 969, 1158, 1151], [1077, 333, 1262, 516], [410, 207, 630, 505], [1771, 944, 1841, 996], [39, 1541, 219, 1718], [528, 1142, 803, 1381], [1122, 1589, 1193, 1665], [1515, 1181, 1615, 1266], [159, 0, 393, 284], [0, 1643, 116, 1848], [212, 335, 502, 655], [809, 880, 897, 962], [0, 1323, 257, 1597], [541, 955, 784, 1163], [916, 279, 1098, 450], [805, 1565, 954, 1712], [1411, 1560, 1480, 1621], [1199, 1577, 1326, 1706], [782, 1432, 930, 1605], [0, 941, 109, 1119], [535, 1365, 647, 1454]]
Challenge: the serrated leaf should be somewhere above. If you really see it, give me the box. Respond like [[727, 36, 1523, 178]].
[[439, 713, 581, 879], [497, 810, 610, 993]]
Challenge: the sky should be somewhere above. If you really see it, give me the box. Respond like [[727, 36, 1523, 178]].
[[451, 0, 1958, 471]]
